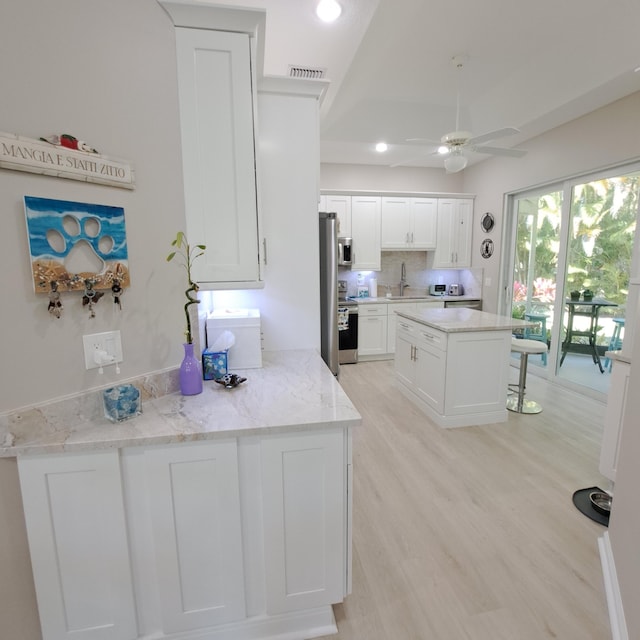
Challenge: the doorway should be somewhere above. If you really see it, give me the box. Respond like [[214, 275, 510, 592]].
[[503, 165, 640, 399]]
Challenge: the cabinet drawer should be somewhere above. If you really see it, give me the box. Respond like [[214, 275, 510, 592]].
[[415, 325, 447, 351], [396, 318, 418, 339], [358, 304, 386, 316]]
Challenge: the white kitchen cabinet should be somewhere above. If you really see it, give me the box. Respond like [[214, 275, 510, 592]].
[[18, 451, 137, 640], [358, 303, 388, 357], [143, 440, 246, 633], [320, 194, 352, 237], [174, 27, 262, 287], [387, 302, 417, 354], [351, 196, 381, 270], [433, 198, 473, 268], [396, 318, 447, 412], [600, 359, 631, 482], [261, 429, 349, 614], [381, 197, 437, 250]]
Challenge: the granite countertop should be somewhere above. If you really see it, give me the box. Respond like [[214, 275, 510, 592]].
[[0, 350, 361, 458], [395, 307, 533, 333], [351, 295, 480, 304]]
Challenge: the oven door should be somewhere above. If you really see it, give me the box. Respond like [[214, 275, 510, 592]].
[[338, 305, 358, 364]]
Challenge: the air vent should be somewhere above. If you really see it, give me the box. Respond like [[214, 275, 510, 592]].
[[288, 65, 326, 80]]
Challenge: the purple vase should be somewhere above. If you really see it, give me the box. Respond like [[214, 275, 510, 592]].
[[179, 342, 203, 396]]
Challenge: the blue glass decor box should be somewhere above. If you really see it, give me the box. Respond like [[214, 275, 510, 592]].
[[24, 195, 130, 293], [103, 384, 141, 423]]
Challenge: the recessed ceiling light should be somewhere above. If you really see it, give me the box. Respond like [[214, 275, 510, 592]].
[[437, 145, 449, 155], [376, 142, 388, 153], [316, 0, 342, 23]]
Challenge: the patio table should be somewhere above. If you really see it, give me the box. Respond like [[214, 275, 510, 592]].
[[560, 297, 618, 373]]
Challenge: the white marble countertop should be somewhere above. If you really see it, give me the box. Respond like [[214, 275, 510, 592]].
[[352, 295, 480, 304], [395, 308, 533, 333], [0, 350, 361, 457]]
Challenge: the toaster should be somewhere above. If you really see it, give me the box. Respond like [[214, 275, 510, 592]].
[[429, 284, 447, 296], [448, 283, 464, 296]]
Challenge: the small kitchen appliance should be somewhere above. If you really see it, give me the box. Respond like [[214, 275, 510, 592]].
[[429, 284, 447, 296], [448, 283, 464, 296]]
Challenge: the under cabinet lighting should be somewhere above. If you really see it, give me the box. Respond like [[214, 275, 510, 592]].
[[316, 0, 342, 22]]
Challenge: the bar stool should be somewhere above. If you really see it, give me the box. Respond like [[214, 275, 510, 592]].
[[523, 312, 548, 365], [507, 338, 547, 414], [603, 318, 624, 372]]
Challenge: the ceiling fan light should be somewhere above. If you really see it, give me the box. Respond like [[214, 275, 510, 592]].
[[444, 152, 468, 173], [316, 0, 341, 22]]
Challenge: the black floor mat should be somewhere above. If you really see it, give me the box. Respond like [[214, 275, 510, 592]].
[[572, 486, 610, 526]]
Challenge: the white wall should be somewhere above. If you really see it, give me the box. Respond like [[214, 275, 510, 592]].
[[0, 0, 188, 413]]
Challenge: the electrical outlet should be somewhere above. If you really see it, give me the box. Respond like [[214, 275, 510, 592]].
[[83, 331, 123, 370]]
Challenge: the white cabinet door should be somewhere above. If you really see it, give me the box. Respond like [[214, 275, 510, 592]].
[[261, 430, 346, 614], [414, 338, 446, 412], [387, 303, 417, 354], [323, 194, 352, 237], [600, 360, 631, 481], [433, 198, 473, 268], [410, 198, 438, 249], [144, 440, 246, 633], [381, 197, 412, 249], [175, 28, 261, 286], [18, 451, 137, 640], [359, 313, 388, 356], [395, 320, 417, 387], [351, 196, 381, 270]]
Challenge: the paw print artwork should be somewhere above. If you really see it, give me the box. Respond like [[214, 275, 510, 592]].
[[24, 196, 130, 294]]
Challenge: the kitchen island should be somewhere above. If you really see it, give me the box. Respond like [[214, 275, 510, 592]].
[[1, 350, 360, 640], [394, 308, 533, 428]]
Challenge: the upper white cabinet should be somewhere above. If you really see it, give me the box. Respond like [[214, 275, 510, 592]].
[[174, 26, 262, 287], [433, 198, 473, 268], [320, 194, 352, 237], [381, 197, 437, 250], [351, 196, 381, 270]]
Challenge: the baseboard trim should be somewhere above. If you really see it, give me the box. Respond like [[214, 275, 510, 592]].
[[140, 605, 337, 640], [599, 532, 628, 640]]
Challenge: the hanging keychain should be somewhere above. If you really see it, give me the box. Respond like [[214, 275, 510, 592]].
[[111, 278, 123, 310], [82, 279, 104, 318], [47, 281, 63, 318]]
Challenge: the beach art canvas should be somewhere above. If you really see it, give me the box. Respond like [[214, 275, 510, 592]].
[[24, 196, 130, 293]]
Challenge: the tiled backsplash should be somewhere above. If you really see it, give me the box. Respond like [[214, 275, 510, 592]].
[[339, 252, 483, 298]]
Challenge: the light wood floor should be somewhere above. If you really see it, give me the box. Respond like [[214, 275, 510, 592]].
[[320, 360, 611, 640]]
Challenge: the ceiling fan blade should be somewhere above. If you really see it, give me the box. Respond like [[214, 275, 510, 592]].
[[467, 127, 520, 146], [471, 145, 527, 158], [406, 137, 441, 145]]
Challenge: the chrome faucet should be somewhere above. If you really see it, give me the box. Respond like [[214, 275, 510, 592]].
[[399, 262, 409, 296]]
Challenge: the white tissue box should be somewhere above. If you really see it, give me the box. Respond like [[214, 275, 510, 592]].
[[206, 308, 262, 369]]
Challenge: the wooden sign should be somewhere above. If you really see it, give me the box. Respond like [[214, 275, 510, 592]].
[[0, 131, 135, 189]]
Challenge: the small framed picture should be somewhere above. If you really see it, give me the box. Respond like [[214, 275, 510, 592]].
[[481, 212, 495, 233]]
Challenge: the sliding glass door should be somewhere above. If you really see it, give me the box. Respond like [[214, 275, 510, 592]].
[[503, 165, 640, 398]]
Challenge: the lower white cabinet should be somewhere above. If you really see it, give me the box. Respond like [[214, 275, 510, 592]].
[[18, 429, 351, 640], [395, 316, 512, 427], [600, 359, 631, 482], [358, 303, 388, 357], [143, 441, 246, 633], [18, 451, 138, 640]]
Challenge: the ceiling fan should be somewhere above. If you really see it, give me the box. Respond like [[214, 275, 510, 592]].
[[405, 55, 527, 172]]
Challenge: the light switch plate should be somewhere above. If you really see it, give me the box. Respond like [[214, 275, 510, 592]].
[[83, 331, 123, 370]]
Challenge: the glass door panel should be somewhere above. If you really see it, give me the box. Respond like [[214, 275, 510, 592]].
[[511, 190, 563, 369], [556, 174, 638, 391]]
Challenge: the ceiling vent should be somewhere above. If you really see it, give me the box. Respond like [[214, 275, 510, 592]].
[[288, 65, 326, 80]]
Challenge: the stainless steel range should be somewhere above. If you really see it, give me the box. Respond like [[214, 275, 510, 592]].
[[338, 280, 358, 364]]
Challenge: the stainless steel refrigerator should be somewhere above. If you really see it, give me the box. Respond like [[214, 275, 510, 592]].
[[319, 211, 339, 376]]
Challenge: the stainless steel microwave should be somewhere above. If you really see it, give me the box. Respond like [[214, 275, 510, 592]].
[[338, 237, 352, 265]]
